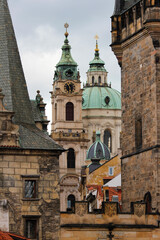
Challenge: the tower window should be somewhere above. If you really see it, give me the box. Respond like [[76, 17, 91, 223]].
[[67, 194, 75, 211], [92, 76, 94, 84], [66, 102, 74, 121], [98, 76, 101, 85], [104, 129, 112, 153], [135, 118, 142, 149], [67, 148, 75, 168]]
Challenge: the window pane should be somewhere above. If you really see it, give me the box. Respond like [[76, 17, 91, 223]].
[[67, 195, 75, 210], [25, 180, 36, 198], [26, 220, 37, 239], [109, 167, 113, 176]]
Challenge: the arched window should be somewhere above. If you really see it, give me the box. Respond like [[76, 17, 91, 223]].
[[67, 148, 75, 168], [66, 102, 74, 121], [92, 76, 94, 84], [55, 103, 57, 121], [98, 76, 101, 85], [144, 192, 152, 213], [104, 129, 112, 153], [67, 194, 75, 211]]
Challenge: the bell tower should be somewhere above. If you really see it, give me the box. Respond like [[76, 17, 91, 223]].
[[51, 24, 89, 211], [111, 0, 160, 211]]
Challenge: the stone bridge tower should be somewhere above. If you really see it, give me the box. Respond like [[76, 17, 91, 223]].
[[111, 0, 160, 211]]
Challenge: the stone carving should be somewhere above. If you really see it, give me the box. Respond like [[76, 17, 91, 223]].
[[0, 89, 19, 147], [75, 202, 88, 216], [60, 174, 79, 186], [104, 202, 117, 217], [134, 203, 146, 217]]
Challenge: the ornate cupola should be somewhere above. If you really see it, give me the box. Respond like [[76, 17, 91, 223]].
[[86, 131, 110, 161], [53, 23, 79, 82], [86, 36, 108, 86]]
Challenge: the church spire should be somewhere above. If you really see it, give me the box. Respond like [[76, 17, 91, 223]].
[[88, 36, 106, 73], [0, 0, 34, 124], [54, 23, 78, 81]]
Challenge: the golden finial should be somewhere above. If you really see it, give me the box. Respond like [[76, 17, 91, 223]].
[[94, 35, 99, 51], [64, 23, 69, 37]]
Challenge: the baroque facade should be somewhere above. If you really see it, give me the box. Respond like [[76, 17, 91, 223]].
[[82, 40, 121, 157], [51, 28, 122, 212]]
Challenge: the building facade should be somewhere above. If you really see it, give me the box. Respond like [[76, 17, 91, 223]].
[[111, 0, 160, 212]]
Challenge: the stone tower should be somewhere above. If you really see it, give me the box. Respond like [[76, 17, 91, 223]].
[[111, 0, 160, 211], [51, 25, 89, 211]]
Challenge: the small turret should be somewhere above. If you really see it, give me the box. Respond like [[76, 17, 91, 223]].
[[85, 36, 108, 86]]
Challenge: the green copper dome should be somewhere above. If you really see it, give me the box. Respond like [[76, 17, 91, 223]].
[[82, 86, 121, 110], [86, 131, 110, 161], [88, 39, 106, 72], [53, 27, 78, 81]]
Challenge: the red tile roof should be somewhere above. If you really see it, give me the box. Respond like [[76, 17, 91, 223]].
[[0, 231, 30, 240]]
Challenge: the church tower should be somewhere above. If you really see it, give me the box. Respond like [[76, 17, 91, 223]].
[[51, 24, 89, 211], [111, 0, 160, 211], [82, 37, 121, 158]]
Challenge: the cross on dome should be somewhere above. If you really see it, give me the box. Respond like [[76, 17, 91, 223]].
[[64, 23, 69, 37], [94, 35, 99, 52]]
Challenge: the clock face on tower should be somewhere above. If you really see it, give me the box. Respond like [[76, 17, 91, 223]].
[[64, 82, 75, 94]]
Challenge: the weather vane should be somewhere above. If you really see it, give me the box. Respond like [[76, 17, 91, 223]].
[[94, 35, 99, 51], [95, 34, 99, 40], [64, 23, 69, 37]]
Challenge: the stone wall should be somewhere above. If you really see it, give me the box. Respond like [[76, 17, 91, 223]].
[[0, 149, 60, 240], [111, 2, 160, 211], [60, 201, 160, 239]]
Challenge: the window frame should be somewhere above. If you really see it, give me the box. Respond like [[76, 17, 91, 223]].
[[24, 216, 39, 240], [22, 175, 40, 201], [109, 167, 114, 176]]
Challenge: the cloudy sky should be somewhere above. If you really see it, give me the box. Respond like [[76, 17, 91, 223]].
[[8, 0, 121, 129]]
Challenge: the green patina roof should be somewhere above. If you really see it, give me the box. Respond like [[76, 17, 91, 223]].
[[54, 31, 78, 81], [56, 36, 77, 68], [86, 131, 110, 161], [88, 40, 106, 72], [82, 86, 121, 110]]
